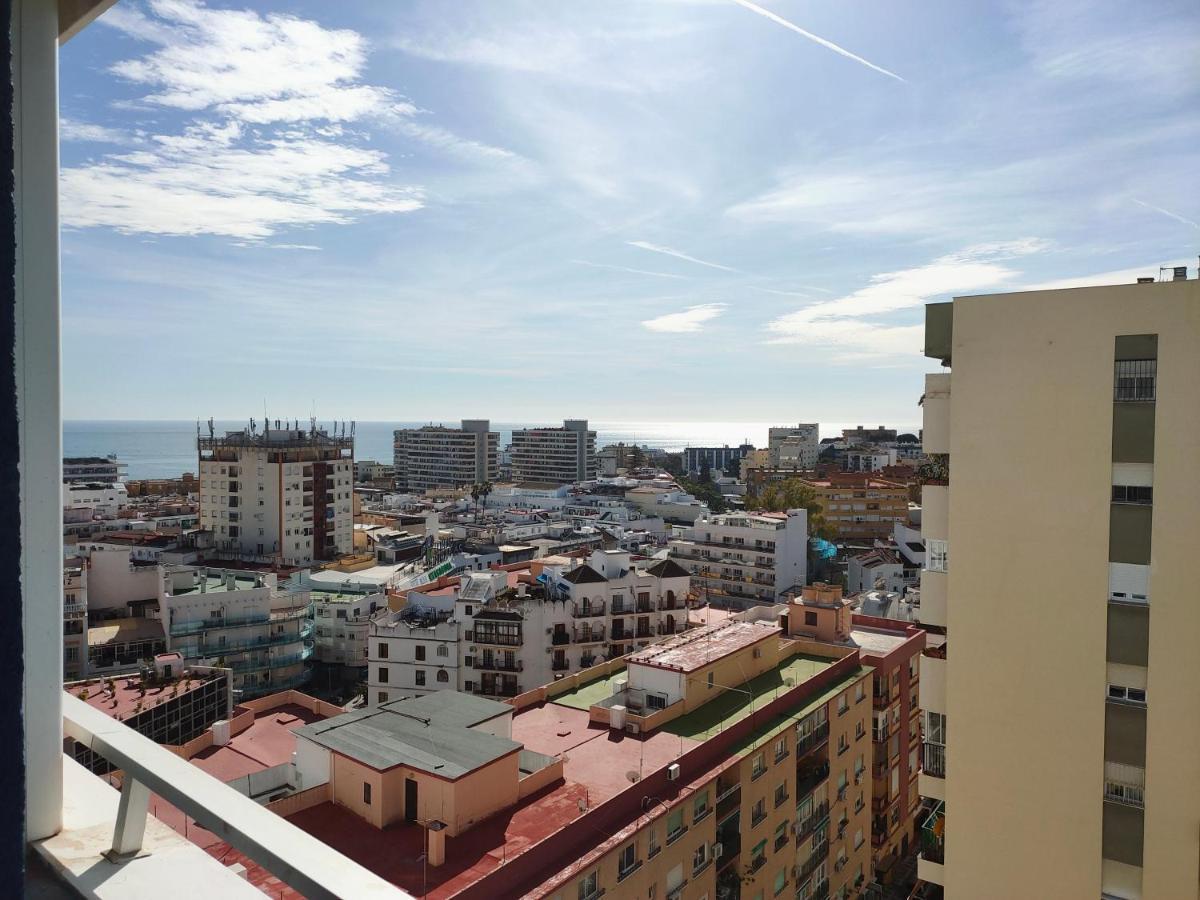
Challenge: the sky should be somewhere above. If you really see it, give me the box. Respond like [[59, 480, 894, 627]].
[[59, 0, 1200, 422]]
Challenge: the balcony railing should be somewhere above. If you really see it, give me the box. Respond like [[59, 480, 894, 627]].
[[572, 602, 606, 618], [551, 631, 570, 645], [475, 658, 523, 673], [176, 629, 309, 657], [923, 742, 946, 778], [574, 627, 606, 644], [61, 693, 402, 898], [796, 723, 830, 757], [795, 802, 829, 843]]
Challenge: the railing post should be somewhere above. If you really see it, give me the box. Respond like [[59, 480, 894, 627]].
[[106, 776, 151, 861]]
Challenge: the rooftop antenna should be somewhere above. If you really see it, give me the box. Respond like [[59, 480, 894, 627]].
[[207, 418, 214, 440]]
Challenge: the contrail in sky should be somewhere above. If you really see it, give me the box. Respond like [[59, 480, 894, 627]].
[[730, 0, 905, 83]]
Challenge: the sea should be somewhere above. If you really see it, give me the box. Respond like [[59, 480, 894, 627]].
[[64, 420, 920, 480]]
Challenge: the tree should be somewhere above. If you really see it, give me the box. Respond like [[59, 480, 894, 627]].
[[678, 476, 727, 513], [470, 483, 481, 523], [745, 477, 832, 539], [628, 445, 646, 469]]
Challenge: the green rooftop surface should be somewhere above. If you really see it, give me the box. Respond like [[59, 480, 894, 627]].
[[552, 670, 628, 710], [721, 666, 871, 759], [663, 653, 832, 742]]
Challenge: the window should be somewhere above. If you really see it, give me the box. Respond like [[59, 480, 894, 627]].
[[854, 682, 865, 702], [926, 711, 947, 744], [647, 693, 667, 710], [693, 790, 710, 820], [774, 782, 788, 807], [773, 867, 787, 895], [647, 826, 661, 858], [804, 611, 818, 626], [667, 808, 685, 843], [752, 797, 766, 825], [436, 644, 449, 657], [415, 645, 426, 661], [436, 670, 449, 683], [774, 819, 787, 849], [1114, 359, 1156, 401], [363, 782, 372, 805], [750, 839, 767, 871], [838, 735, 849, 755], [378, 667, 389, 684], [837, 693, 849, 715], [378, 642, 388, 659], [1107, 684, 1147, 704], [853, 828, 863, 850], [617, 842, 637, 879], [774, 736, 787, 761], [751, 751, 766, 779], [578, 870, 599, 900], [1112, 485, 1153, 505], [926, 539, 948, 573], [692, 842, 708, 873], [415, 670, 426, 686], [377, 692, 387, 704]]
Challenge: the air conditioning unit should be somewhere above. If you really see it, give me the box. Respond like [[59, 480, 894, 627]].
[[625, 722, 640, 735], [713, 842, 724, 859], [667, 763, 681, 781]]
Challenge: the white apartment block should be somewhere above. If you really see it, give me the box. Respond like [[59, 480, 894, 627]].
[[367, 609, 460, 704], [668, 508, 808, 606], [365, 550, 691, 703], [843, 447, 899, 472], [63, 559, 87, 681], [511, 419, 597, 484], [392, 419, 498, 493], [161, 567, 313, 700], [308, 584, 386, 669], [768, 423, 820, 469], [198, 426, 354, 566], [64, 480, 128, 518]]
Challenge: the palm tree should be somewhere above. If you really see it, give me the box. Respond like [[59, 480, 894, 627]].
[[480, 480, 493, 515], [470, 483, 481, 522]]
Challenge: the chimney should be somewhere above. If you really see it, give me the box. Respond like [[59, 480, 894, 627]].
[[1173, 266, 1188, 282]]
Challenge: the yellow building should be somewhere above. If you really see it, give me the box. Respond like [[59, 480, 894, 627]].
[[914, 276, 1200, 900]]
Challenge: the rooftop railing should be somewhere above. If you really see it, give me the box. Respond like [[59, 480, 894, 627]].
[[62, 693, 406, 899]]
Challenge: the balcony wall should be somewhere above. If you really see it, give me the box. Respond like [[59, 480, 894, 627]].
[[921, 652, 946, 715], [917, 854, 946, 886], [922, 484, 948, 542], [919, 570, 947, 628], [922, 374, 951, 455], [919, 770, 946, 802]]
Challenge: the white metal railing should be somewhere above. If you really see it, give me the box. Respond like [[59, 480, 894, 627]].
[[63, 693, 407, 898], [1104, 762, 1145, 808]]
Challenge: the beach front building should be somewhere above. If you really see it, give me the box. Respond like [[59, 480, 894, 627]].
[[161, 567, 313, 699], [511, 419, 597, 484], [198, 425, 354, 566], [669, 509, 808, 607], [392, 419, 499, 493]]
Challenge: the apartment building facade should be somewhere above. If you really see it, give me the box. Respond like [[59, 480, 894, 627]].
[[161, 567, 313, 699], [366, 551, 692, 702], [684, 443, 756, 477], [511, 419, 597, 484], [392, 419, 499, 493], [63, 558, 87, 680], [800, 475, 909, 542], [913, 277, 1200, 900], [668, 508, 808, 606], [308, 584, 385, 671], [768, 423, 821, 469], [198, 426, 354, 565]]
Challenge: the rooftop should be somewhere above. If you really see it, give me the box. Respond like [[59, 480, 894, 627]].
[[294, 692, 518, 777], [87, 616, 166, 648], [190, 702, 325, 782], [65, 671, 219, 723], [169, 573, 264, 595], [850, 626, 910, 655], [626, 619, 780, 673]]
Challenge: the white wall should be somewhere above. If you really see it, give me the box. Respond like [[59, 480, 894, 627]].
[[627, 663, 685, 705], [84, 548, 161, 611], [292, 734, 331, 790]]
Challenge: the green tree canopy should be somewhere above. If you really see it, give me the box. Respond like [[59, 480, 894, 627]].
[[744, 478, 832, 539]]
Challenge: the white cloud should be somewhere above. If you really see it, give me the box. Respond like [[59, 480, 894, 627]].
[[765, 240, 1048, 358], [60, 118, 133, 144], [1015, 258, 1192, 293], [627, 241, 738, 272], [642, 303, 727, 333], [729, 0, 904, 82], [63, 0, 423, 239]]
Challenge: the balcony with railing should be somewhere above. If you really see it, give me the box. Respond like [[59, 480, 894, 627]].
[[551, 630, 570, 645], [574, 626, 606, 644], [923, 742, 946, 779], [795, 801, 829, 844], [474, 657, 523, 673], [572, 601, 606, 618], [798, 839, 830, 882], [796, 722, 830, 758]]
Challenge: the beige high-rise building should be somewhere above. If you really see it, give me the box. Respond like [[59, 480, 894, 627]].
[[392, 419, 499, 493], [913, 274, 1200, 900], [511, 418, 597, 484]]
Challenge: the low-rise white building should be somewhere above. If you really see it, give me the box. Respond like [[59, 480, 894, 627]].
[[668, 508, 808, 606], [307, 582, 386, 670], [367, 608, 461, 704]]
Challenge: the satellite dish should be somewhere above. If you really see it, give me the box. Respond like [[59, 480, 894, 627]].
[[627, 770, 641, 783]]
